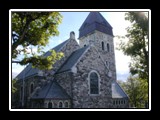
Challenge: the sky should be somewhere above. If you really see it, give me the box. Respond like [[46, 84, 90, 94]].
[[12, 11, 132, 81]]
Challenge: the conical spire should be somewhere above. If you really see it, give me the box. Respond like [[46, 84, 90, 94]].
[[79, 12, 113, 38]]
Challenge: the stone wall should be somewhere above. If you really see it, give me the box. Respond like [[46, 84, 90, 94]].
[[44, 99, 71, 108], [71, 46, 113, 108], [14, 76, 45, 108], [55, 72, 72, 97], [42, 38, 80, 78], [14, 36, 80, 108], [13, 31, 129, 108], [111, 98, 129, 108], [79, 30, 117, 82]]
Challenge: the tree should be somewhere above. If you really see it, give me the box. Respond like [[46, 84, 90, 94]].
[[12, 79, 17, 93], [121, 76, 148, 108], [118, 12, 149, 81], [12, 78, 20, 108], [12, 12, 64, 70]]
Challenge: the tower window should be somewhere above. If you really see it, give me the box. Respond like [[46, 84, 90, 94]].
[[84, 44, 86, 47], [107, 43, 110, 52], [113, 100, 115, 105], [102, 41, 104, 50]]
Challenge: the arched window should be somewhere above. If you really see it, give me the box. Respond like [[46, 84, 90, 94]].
[[90, 72, 99, 94], [107, 43, 110, 52], [113, 100, 115, 105], [30, 83, 34, 94], [59, 101, 63, 108], [102, 42, 104, 50], [84, 44, 86, 47], [64, 102, 69, 108], [48, 102, 52, 108]]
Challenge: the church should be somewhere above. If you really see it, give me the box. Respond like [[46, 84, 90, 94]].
[[14, 12, 129, 108]]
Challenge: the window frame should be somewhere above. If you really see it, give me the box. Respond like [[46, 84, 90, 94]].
[[64, 101, 69, 108], [58, 101, 63, 108], [88, 70, 100, 95]]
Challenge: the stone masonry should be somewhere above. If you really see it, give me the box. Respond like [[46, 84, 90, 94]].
[[14, 12, 129, 109]]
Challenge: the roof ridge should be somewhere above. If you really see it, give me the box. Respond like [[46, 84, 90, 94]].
[[55, 49, 76, 73], [16, 39, 70, 80], [79, 12, 113, 38], [56, 45, 90, 73], [71, 45, 90, 67], [16, 64, 32, 80], [43, 39, 69, 57]]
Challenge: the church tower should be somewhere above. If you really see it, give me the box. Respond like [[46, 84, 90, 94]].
[[79, 12, 117, 81]]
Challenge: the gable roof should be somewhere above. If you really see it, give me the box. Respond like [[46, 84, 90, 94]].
[[31, 81, 70, 99], [79, 12, 113, 38], [57, 45, 89, 73], [43, 39, 69, 57], [112, 81, 128, 98], [16, 39, 69, 80]]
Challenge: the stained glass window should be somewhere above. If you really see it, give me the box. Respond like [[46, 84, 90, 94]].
[[90, 72, 99, 94]]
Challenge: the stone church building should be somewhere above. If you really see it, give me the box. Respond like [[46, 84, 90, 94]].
[[14, 12, 129, 108]]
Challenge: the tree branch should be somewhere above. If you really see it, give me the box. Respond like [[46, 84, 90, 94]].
[[12, 60, 21, 63], [12, 13, 43, 54]]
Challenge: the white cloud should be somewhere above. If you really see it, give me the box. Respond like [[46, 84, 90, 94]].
[[115, 50, 131, 74], [117, 73, 130, 81], [104, 12, 131, 36]]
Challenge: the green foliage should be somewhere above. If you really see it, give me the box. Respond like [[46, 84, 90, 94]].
[[20, 50, 64, 70], [118, 12, 149, 81], [120, 76, 148, 108], [117, 12, 149, 108], [12, 12, 64, 70], [12, 79, 17, 93]]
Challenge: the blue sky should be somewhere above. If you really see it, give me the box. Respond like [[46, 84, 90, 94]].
[[12, 12, 132, 81]]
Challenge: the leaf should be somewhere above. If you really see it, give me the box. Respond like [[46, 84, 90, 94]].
[[117, 12, 149, 81], [12, 12, 63, 70]]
